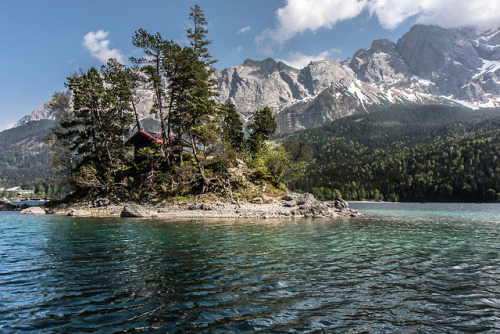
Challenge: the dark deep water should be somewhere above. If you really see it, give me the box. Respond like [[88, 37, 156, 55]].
[[1, 203, 500, 333]]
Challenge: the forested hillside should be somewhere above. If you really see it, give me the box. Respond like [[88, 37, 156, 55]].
[[286, 105, 500, 202], [0, 120, 59, 191]]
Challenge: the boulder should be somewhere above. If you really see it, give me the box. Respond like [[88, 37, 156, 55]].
[[20, 206, 46, 215], [0, 198, 18, 211], [93, 198, 110, 207], [68, 209, 91, 216], [120, 204, 152, 217], [200, 203, 212, 211], [251, 197, 263, 204], [282, 200, 296, 207], [282, 193, 317, 207], [296, 193, 316, 205], [334, 199, 349, 210]]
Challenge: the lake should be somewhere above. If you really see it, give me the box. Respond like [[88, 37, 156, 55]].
[[1, 203, 499, 332]]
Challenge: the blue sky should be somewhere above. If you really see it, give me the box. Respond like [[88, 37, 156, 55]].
[[1, 0, 499, 129]]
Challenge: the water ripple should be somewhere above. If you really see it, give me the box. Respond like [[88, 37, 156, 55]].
[[1, 209, 500, 332]]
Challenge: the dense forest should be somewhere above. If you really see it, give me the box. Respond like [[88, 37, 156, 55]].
[[0, 120, 69, 198], [285, 105, 500, 202]]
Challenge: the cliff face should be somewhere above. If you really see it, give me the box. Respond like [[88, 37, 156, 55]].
[[349, 25, 500, 105], [14, 25, 500, 132]]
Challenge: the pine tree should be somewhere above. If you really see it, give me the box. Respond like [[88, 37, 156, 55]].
[[63, 64, 134, 196], [249, 106, 277, 153], [168, 4, 220, 190], [47, 91, 74, 179], [100, 59, 135, 168], [222, 103, 244, 151], [131, 29, 169, 148], [187, 4, 216, 66]]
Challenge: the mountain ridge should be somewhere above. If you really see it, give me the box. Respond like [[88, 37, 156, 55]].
[[14, 24, 500, 131]]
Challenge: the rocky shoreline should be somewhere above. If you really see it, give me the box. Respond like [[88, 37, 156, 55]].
[[16, 193, 361, 219]]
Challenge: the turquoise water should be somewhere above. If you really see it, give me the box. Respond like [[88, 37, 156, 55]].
[[1, 204, 500, 332]]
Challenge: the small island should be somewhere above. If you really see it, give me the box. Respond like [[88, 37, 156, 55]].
[[18, 5, 358, 220]]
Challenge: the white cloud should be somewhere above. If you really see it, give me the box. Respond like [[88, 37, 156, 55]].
[[256, 0, 366, 54], [368, 0, 500, 30], [278, 49, 339, 69], [257, 0, 500, 53], [237, 45, 243, 52], [238, 26, 251, 34], [83, 30, 126, 64]]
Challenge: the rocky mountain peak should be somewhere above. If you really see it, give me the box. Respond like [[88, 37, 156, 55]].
[[396, 25, 482, 80], [241, 58, 295, 77], [13, 24, 500, 133], [349, 38, 409, 86]]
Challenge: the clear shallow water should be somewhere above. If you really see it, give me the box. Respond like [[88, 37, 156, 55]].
[[1, 204, 500, 333]]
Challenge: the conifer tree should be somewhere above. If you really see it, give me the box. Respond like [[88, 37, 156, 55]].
[[100, 59, 135, 167], [222, 103, 244, 151], [187, 4, 216, 66], [47, 91, 74, 178], [131, 29, 169, 147], [63, 64, 134, 195], [169, 4, 220, 190], [249, 106, 277, 153]]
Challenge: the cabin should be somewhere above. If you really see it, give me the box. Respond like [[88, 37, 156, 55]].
[[126, 131, 190, 162]]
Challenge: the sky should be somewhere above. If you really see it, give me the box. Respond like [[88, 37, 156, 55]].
[[1, 0, 499, 130]]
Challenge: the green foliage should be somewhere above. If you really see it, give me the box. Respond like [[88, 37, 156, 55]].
[[286, 104, 500, 202], [61, 62, 135, 196], [248, 141, 309, 187], [222, 103, 244, 151], [0, 120, 61, 191], [249, 106, 277, 153], [187, 4, 216, 66]]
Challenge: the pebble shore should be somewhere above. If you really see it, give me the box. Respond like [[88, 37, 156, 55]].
[[19, 193, 362, 219]]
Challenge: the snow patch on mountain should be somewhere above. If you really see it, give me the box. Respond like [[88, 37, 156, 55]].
[[473, 59, 500, 79]]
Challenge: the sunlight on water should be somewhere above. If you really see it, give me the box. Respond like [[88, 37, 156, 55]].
[[1, 205, 500, 333]]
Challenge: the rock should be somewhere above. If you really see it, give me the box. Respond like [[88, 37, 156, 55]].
[[200, 204, 212, 211], [296, 193, 316, 205], [68, 209, 91, 216], [334, 199, 349, 210], [0, 198, 18, 211], [20, 206, 46, 215], [120, 204, 152, 217], [282, 194, 295, 201], [94, 198, 110, 207], [300, 203, 313, 211], [252, 197, 263, 204], [282, 200, 296, 207]]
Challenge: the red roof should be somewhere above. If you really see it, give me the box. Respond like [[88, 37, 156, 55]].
[[140, 131, 163, 143], [127, 131, 191, 147], [127, 131, 163, 145]]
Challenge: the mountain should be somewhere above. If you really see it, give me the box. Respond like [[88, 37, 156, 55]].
[[0, 120, 55, 187], [12, 24, 500, 133], [348, 25, 500, 105], [14, 102, 55, 127], [215, 57, 448, 132]]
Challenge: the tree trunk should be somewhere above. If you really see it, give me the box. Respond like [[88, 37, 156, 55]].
[[131, 99, 141, 132], [155, 57, 168, 156], [188, 129, 209, 191]]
